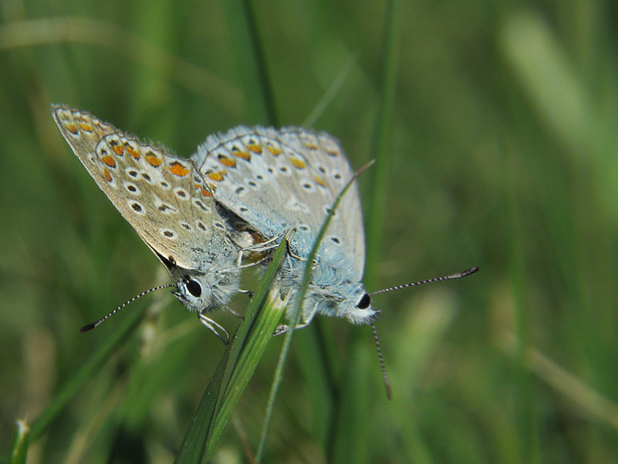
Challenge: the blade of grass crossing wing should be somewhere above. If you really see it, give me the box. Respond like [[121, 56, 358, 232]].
[[256, 161, 376, 462], [174, 235, 289, 464]]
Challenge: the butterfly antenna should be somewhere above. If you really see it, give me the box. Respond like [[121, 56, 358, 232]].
[[79, 284, 176, 333], [369, 267, 479, 297], [371, 323, 392, 400]]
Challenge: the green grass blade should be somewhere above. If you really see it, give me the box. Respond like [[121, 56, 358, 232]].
[[302, 54, 357, 128], [172, 348, 230, 464], [330, 0, 402, 462], [222, 0, 277, 125], [8, 420, 29, 464], [365, 0, 402, 282], [256, 161, 375, 462], [174, 235, 289, 464]]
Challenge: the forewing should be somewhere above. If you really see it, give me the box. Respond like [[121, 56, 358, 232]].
[[52, 105, 228, 271]]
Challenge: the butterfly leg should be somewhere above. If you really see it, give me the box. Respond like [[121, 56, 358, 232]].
[[273, 319, 312, 336], [238, 288, 255, 299], [285, 240, 318, 267], [233, 254, 270, 270], [198, 313, 230, 344], [273, 324, 289, 336], [234, 232, 286, 267], [273, 300, 319, 336], [217, 256, 267, 276], [223, 306, 244, 319], [285, 241, 308, 262], [249, 231, 285, 250]]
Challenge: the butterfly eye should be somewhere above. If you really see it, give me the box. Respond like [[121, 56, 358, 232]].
[[356, 293, 371, 309], [186, 278, 202, 298]]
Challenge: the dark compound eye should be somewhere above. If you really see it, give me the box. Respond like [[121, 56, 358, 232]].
[[356, 293, 371, 309], [186, 278, 202, 298]]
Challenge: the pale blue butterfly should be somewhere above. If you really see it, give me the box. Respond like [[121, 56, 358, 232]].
[[54, 105, 476, 345], [192, 127, 377, 329]]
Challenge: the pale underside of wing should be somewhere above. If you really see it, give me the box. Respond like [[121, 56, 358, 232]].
[[52, 105, 232, 271], [192, 126, 366, 280]]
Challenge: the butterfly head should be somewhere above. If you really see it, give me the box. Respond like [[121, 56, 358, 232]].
[[154, 251, 240, 314], [341, 283, 380, 325], [310, 279, 379, 325], [171, 267, 240, 313]]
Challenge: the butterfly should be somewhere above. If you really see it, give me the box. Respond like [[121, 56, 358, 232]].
[[191, 126, 378, 330], [52, 104, 254, 340]]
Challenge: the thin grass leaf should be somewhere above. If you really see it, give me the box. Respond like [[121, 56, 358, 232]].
[[29, 300, 147, 442], [256, 160, 376, 462], [222, 0, 277, 125], [8, 420, 29, 464], [365, 0, 402, 281], [171, 348, 230, 464], [330, 0, 402, 462], [174, 234, 289, 464], [207, 289, 288, 455], [503, 137, 542, 464], [302, 54, 357, 128]]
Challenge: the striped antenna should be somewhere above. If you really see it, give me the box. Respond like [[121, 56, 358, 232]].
[[80, 284, 176, 333], [369, 267, 478, 297], [371, 323, 392, 400]]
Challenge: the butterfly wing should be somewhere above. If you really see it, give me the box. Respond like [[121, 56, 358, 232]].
[[192, 126, 366, 280], [52, 105, 233, 272]]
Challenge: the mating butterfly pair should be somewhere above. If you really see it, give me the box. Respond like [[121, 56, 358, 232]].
[[52, 105, 379, 340]]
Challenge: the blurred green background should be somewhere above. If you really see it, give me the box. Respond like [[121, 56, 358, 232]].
[[2, 0, 618, 463]]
